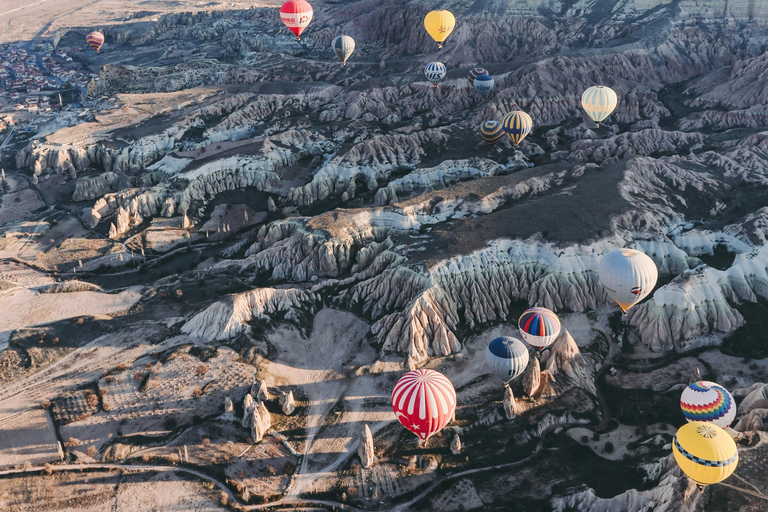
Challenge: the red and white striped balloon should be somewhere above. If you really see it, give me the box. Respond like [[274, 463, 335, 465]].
[[279, 0, 313, 41], [391, 369, 456, 441]]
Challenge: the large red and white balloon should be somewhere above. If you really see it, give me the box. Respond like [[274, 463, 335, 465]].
[[279, 0, 313, 41], [391, 369, 456, 441]]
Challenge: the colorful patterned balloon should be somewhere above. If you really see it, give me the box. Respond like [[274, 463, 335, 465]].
[[502, 111, 533, 146], [280, 0, 313, 41], [680, 381, 736, 429], [518, 307, 562, 351], [480, 120, 504, 144], [86, 31, 105, 53], [673, 422, 738, 486]]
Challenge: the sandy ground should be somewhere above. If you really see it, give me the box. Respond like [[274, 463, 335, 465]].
[[0, 392, 61, 467], [0, 286, 143, 337], [0, 470, 227, 511], [0, 0, 269, 43], [0, 176, 45, 227]]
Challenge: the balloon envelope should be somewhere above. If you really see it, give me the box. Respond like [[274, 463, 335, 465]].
[[598, 248, 658, 313], [519, 307, 561, 350], [468, 67, 488, 85], [502, 111, 533, 146], [681, 381, 736, 429], [424, 10, 455, 48], [86, 31, 104, 53], [581, 85, 618, 126], [480, 120, 504, 144], [280, 0, 313, 40], [391, 369, 456, 441], [332, 35, 355, 65], [474, 74, 494, 96], [672, 421, 738, 486], [485, 336, 529, 382], [424, 61, 446, 87]]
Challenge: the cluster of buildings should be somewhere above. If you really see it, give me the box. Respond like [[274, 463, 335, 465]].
[[0, 44, 97, 113]]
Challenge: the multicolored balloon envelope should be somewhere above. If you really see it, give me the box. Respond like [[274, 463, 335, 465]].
[[597, 248, 658, 313], [474, 74, 494, 96], [86, 31, 105, 53], [518, 307, 561, 350], [581, 85, 618, 127], [424, 10, 455, 48], [280, 0, 313, 40], [480, 120, 504, 144], [424, 61, 446, 87], [681, 381, 736, 429], [468, 67, 488, 85], [485, 336, 529, 382], [502, 111, 533, 146], [672, 421, 738, 486], [392, 369, 456, 441]]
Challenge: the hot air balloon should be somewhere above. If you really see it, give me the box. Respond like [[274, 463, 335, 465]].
[[480, 120, 504, 145], [518, 307, 562, 351], [280, 0, 313, 41], [485, 336, 529, 383], [332, 35, 355, 65], [467, 67, 488, 85], [597, 248, 658, 314], [391, 369, 456, 442], [424, 10, 455, 49], [474, 74, 494, 96], [502, 111, 533, 146], [672, 422, 738, 486], [581, 85, 618, 127], [86, 31, 105, 53], [424, 62, 446, 87], [681, 381, 736, 429]]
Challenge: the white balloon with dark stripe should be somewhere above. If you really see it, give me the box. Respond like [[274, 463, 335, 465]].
[[332, 35, 355, 65], [424, 61, 447, 87], [485, 336, 529, 382]]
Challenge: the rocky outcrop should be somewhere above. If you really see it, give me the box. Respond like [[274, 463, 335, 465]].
[[546, 330, 595, 394], [280, 391, 295, 415], [504, 385, 518, 420], [249, 401, 271, 443], [241, 394, 255, 429], [182, 287, 318, 341], [523, 355, 541, 397], [358, 424, 376, 469], [450, 434, 462, 455], [253, 379, 270, 402], [221, 396, 236, 422]]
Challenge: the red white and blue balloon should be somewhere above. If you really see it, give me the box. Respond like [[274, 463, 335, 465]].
[[518, 307, 562, 350], [391, 369, 456, 441]]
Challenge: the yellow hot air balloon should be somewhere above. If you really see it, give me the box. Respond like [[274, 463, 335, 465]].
[[424, 10, 455, 49], [672, 422, 738, 486], [581, 85, 618, 127]]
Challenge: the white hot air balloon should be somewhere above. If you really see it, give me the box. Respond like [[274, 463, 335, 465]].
[[581, 85, 618, 127], [485, 336, 529, 383], [598, 248, 658, 314], [680, 381, 736, 429], [332, 35, 355, 65], [424, 61, 447, 87]]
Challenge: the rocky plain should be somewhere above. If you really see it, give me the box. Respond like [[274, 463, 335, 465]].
[[1, 0, 768, 510]]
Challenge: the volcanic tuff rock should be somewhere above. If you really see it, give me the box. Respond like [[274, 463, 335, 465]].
[[182, 287, 318, 341], [504, 386, 518, 420], [253, 379, 270, 402], [242, 394, 255, 429], [280, 391, 295, 415], [358, 424, 376, 469], [523, 356, 541, 397], [249, 401, 271, 443], [545, 330, 596, 394], [450, 434, 462, 455]]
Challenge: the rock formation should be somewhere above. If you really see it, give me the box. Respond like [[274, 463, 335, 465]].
[[221, 396, 236, 422], [688, 367, 702, 384], [546, 330, 595, 394], [450, 434, 462, 455], [249, 401, 271, 443], [241, 393, 255, 429], [253, 379, 270, 402], [280, 391, 295, 415], [504, 385, 518, 420], [523, 355, 541, 397], [358, 424, 376, 469]]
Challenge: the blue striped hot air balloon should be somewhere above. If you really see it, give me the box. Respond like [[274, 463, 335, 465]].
[[480, 120, 504, 144], [468, 67, 489, 85], [474, 74, 494, 96], [502, 111, 533, 146], [518, 307, 561, 351], [424, 61, 447, 87], [581, 85, 618, 127], [485, 336, 529, 383]]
